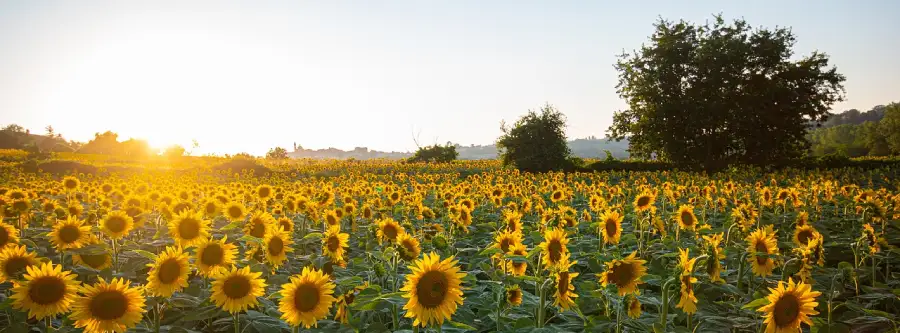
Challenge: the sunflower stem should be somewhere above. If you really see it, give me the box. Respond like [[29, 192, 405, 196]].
[[660, 277, 676, 328], [233, 313, 240, 333], [871, 255, 877, 288]]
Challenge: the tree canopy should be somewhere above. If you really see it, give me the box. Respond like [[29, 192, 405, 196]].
[[497, 103, 570, 172], [408, 143, 458, 163], [608, 15, 846, 169]]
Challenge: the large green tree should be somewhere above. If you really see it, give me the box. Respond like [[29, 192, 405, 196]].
[[608, 16, 846, 169], [497, 103, 570, 172]]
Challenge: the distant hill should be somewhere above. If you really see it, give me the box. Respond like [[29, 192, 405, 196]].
[[818, 105, 888, 128], [287, 137, 631, 160]]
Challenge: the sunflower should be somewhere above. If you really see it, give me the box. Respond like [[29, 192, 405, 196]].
[[702, 233, 725, 283], [793, 225, 820, 247], [277, 217, 295, 233], [70, 278, 146, 333], [598, 251, 647, 296], [502, 210, 523, 233], [200, 199, 220, 217], [539, 227, 570, 270], [862, 224, 880, 254], [453, 206, 473, 231], [676, 274, 698, 314], [633, 191, 655, 213], [505, 243, 528, 276], [376, 218, 404, 244], [224, 202, 248, 222], [245, 211, 274, 239], [0, 222, 19, 248], [493, 229, 523, 255], [397, 232, 421, 262], [62, 176, 80, 191], [99, 210, 134, 240], [0, 244, 39, 283], [322, 225, 350, 263], [599, 210, 623, 245], [795, 211, 809, 227], [627, 295, 642, 319], [211, 266, 267, 313], [747, 227, 779, 277], [195, 236, 237, 277], [552, 259, 578, 311], [145, 246, 191, 297], [676, 204, 698, 231], [401, 252, 467, 328], [279, 266, 336, 328], [256, 185, 273, 201], [758, 278, 821, 333], [324, 210, 340, 228], [506, 285, 523, 307], [72, 239, 112, 271], [168, 210, 210, 248], [10, 262, 79, 319], [264, 226, 293, 269]]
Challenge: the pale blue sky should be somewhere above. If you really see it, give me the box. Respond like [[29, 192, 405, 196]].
[[1, 1, 897, 155]]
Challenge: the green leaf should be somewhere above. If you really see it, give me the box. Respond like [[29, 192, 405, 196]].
[[133, 249, 158, 261], [479, 247, 502, 257], [448, 320, 477, 330], [303, 232, 323, 241], [742, 297, 770, 310], [221, 220, 242, 230]]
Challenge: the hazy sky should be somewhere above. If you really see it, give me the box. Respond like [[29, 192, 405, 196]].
[[1, 1, 898, 155]]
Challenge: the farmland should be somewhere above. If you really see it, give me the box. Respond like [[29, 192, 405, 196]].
[[0, 157, 897, 332]]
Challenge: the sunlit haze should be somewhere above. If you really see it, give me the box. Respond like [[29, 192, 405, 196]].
[[1, 1, 898, 155]]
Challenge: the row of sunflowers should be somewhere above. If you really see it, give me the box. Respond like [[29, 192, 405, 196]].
[[0, 163, 898, 332]]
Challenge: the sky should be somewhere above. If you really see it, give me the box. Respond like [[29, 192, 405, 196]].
[[1, 1, 898, 156]]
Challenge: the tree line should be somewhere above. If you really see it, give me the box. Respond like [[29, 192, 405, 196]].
[[808, 103, 900, 157]]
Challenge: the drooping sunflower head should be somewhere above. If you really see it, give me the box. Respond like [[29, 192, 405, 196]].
[[264, 226, 294, 269], [376, 218, 404, 245], [322, 225, 350, 263], [195, 236, 237, 277], [211, 266, 267, 314], [795, 211, 809, 227], [552, 260, 579, 310], [0, 222, 19, 249], [278, 266, 336, 328], [145, 246, 191, 297], [793, 225, 820, 247], [758, 278, 821, 333], [539, 228, 569, 270], [70, 278, 147, 333], [599, 210, 623, 245], [10, 262, 80, 320], [72, 238, 112, 271], [676, 205, 697, 231], [504, 285, 523, 307], [598, 251, 647, 296], [677, 248, 698, 275], [401, 252, 467, 328], [168, 210, 210, 248], [0, 244, 40, 283], [397, 232, 421, 262], [627, 295, 642, 319], [100, 210, 134, 240]]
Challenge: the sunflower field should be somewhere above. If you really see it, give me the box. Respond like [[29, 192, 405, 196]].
[[0, 159, 899, 333]]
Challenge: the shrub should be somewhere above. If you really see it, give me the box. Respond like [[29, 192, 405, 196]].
[[408, 144, 458, 163], [496, 103, 570, 173]]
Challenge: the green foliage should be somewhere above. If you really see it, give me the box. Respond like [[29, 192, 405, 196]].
[[808, 103, 900, 157], [496, 103, 571, 172], [408, 143, 458, 163], [163, 145, 186, 158], [608, 15, 846, 170], [265, 146, 289, 160]]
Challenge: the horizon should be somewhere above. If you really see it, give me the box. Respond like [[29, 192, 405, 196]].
[[1, 1, 898, 155]]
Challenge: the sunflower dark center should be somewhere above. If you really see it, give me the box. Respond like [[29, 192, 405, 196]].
[[557, 272, 570, 293], [681, 211, 694, 226], [755, 242, 769, 265], [173, 203, 190, 214], [177, 218, 201, 240], [797, 230, 814, 245], [250, 221, 266, 238], [383, 225, 398, 240], [605, 219, 618, 237], [89, 290, 128, 320], [636, 196, 650, 207], [0, 227, 9, 246], [157, 259, 182, 284], [279, 221, 292, 231], [773, 293, 800, 327], [499, 238, 512, 253], [507, 289, 521, 303], [223, 276, 251, 299], [327, 236, 341, 252], [28, 276, 67, 305], [268, 237, 284, 255], [416, 271, 448, 308], [293, 283, 320, 312], [553, 192, 562, 200], [205, 203, 217, 214], [4, 257, 30, 279], [227, 206, 243, 219], [611, 263, 635, 287], [105, 216, 127, 233], [259, 187, 271, 198], [327, 215, 338, 226], [548, 240, 562, 263], [201, 244, 224, 266]]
